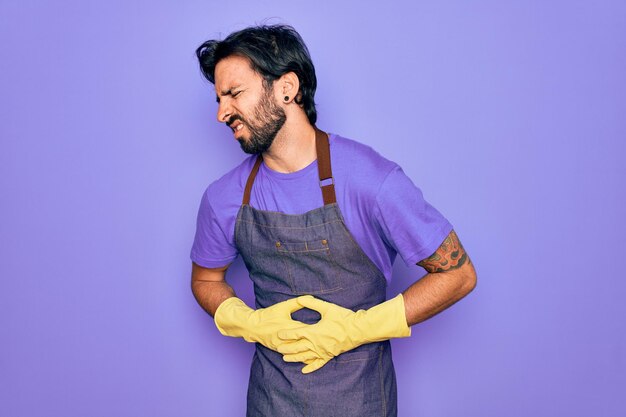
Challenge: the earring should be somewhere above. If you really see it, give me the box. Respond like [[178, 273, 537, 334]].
[[284, 96, 290, 102]]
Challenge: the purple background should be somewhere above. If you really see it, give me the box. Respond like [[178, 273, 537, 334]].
[[1, 1, 625, 416]]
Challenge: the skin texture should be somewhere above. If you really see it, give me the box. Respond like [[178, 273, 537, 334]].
[[191, 262, 232, 317], [192, 54, 477, 330], [403, 230, 476, 326], [418, 230, 471, 273], [220, 77, 286, 155], [214, 55, 318, 174]]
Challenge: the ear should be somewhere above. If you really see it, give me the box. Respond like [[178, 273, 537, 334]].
[[275, 72, 300, 104]]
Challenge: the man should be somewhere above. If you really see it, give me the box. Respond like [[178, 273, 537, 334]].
[[190, 24, 476, 417]]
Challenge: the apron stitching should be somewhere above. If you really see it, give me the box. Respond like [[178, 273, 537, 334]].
[[275, 249, 343, 294], [234, 218, 250, 259], [337, 221, 388, 287], [379, 345, 386, 417], [238, 219, 343, 229], [241, 202, 340, 218], [277, 248, 329, 253], [292, 287, 343, 295], [333, 357, 376, 363], [279, 256, 296, 293]]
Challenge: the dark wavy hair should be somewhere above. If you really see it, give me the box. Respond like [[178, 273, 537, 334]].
[[196, 24, 318, 125]]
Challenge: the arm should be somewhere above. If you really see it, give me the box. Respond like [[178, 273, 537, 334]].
[[404, 229, 477, 326], [278, 229, 477, 373], [191, 261, 235, 317]]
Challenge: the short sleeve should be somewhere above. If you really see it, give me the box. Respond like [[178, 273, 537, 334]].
[[374, 166, 453, 266], [189, 187, 238, 268]]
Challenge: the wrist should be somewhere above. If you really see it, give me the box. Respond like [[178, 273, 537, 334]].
[[214, 297, 255, 338], [366, 294, 411, 339]]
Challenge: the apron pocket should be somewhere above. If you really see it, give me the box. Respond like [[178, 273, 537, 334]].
[[276, 239, 344, 294], [305, 344, 392, 417]]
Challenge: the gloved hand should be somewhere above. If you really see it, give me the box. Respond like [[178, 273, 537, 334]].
[[276, 294, 411, 374], [214, 296, 312, 351]]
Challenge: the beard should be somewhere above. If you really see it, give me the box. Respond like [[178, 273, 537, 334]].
[[232, 87, 286, 155]]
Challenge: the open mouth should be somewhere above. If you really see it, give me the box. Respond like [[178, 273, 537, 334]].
[[227, 118, 245, 136], [231, 122, 244, 133]]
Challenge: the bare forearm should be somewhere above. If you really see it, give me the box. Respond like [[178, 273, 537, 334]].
[[403, 230, 477, 326], [402, 270, 475, 326], [191, 281, 236, 318]]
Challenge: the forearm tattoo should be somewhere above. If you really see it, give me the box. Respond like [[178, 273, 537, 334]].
[[417, 230, 471, 273]]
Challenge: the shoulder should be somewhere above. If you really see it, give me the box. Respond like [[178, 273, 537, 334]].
[[203, 155, 257, 212], [331, 134, 397, 168], [330, 133, 399, 194], [208, 154, 256, 193]]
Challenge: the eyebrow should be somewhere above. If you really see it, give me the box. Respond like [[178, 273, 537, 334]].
[[216, 85, 242, 103]]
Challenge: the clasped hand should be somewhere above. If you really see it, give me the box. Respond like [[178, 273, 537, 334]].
[[277, 294, 411, 374], [276, 295, 366, 374], [215, 294, 410, 374]]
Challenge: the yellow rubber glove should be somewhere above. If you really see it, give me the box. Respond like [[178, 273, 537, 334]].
[[277, 294, 411, 373], [214, 296, 312, 351]]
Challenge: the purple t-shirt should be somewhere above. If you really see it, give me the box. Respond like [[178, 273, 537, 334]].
[[190, 133, 453, 283]]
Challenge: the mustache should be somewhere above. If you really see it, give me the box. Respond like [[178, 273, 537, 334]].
[[226, 115, 243, 128]]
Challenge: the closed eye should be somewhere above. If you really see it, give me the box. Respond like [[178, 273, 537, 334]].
[[216, 86, 243, 103]]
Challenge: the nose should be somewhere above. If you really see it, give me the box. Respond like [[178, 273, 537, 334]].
[[217, 99, 232, 124]]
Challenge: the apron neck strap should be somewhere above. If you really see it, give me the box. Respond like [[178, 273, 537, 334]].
[[242, 127, 336, 205], [242, 154, 263, 206], [315, 128, 336, 205]]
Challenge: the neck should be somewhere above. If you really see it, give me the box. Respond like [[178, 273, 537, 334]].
[[262, 121, 317, 173]]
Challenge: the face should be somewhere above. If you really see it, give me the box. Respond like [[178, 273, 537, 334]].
[[214, 55, 286, 154]]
